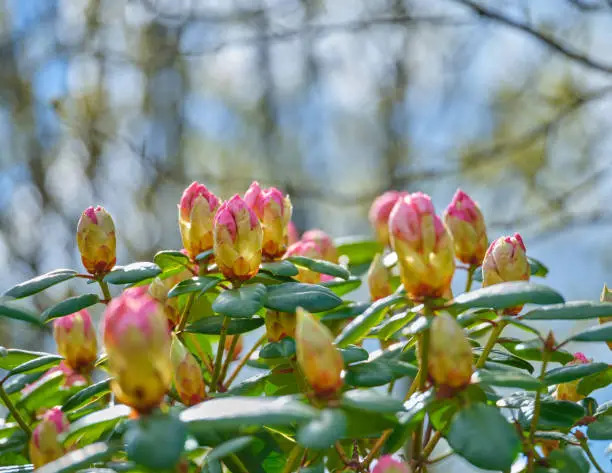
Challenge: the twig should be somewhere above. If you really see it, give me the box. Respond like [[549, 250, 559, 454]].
[[527, 350, 550, 472], [362, 430, 393, 468], [177, 293, 196, 333], [475, 319, 507, 369], [97, 279, 112, 304], [0, 383, 31, 437], [210, 316, 230, 392], [579, 437, 606, 473], [219, 335, 240, 384], [226, 333, 267, 387]]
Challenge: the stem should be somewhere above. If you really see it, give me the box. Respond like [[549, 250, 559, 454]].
[[527, 350, 550, 473], [210, 316, 230, 393], [223, 454, 250, 473], [177, 293, 196, 334], [475, 320, 507, 369], [219, 335, 240, 384], [412, 324, 431, 462], [335, 442, 351, 466], [0, 384, 31, 436], [580, 438, 606, 473], [282, 444, 303, 473], [421, 431, 442, 459], [226, 333, 266, 387], [465, 265, 476, 292], [362, 430, 392, 468], [428, 449, 453, 464], [98, 279, 112, 303]]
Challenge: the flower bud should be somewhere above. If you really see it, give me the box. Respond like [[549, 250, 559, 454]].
[[29, 407, 69, 468], [295, 307, 343, 397], [244, 182, 293, 259], [179, 182, 221, 260], [428, 312, 473, 390], [388, 192, 455, 300], [443, 189, 488, 266], [554, 353, 590, 402], [53, 310, 98, 372], [367, 253, 392, 301], [302, 229, 338, 263], [287, 221, 300, 245], [102, 287, 172, 412], [149, 267, 195, 328], [600, 284, 612, 351], [213, 195, 263, 281], [77, 206, 116, 275], [171, 338, 206, 406], [373, 456, 412, 473], [369, 191, 407, 246], [265, 310, 296, 342], [284, 240, 324, 284], [224, 335, 243, 361]]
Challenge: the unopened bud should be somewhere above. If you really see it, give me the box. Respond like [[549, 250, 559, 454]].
[[539, 439, 560, 457], [77, 206, 116, 275], [149, 267, 195, 328], [554, 353, 590, 402], [213, 195, 263, 281], [244, 182, 293, 259], [102, 287, 172, 412], [369, 191, 407, 246], [373, 456, 412, 473], [265, 310, 296, 342], [443, 189, 488, 266], [302, 229, 338, 263], [53, 310, 97, 373], [428, 312, 473, 390], [600, 284, 612, 351], [179, 182, 221, 260], [284, 240, 324, 284], [388, 193, 455, 300], [287, 221, 300, 245], [224, 335, 243, 361], [29, 407, 69, 467], [295, 307, 343, 397], [367, 253, 392, 301], [171, 338, 206, 406]]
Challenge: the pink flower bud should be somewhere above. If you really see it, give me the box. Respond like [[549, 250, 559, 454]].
[[47, 361, 88, 389], [302, 229, 338, 263], [149, 267, 196, 328], [265, 310, 297, 342], [373, 456, 412, 473], [213, 195, 263, 281], [428, 312, 473, 390], [244, 182, 293, 259], [102, 287, 172, 413], [600, 284, 612, 351], [287, 221, 300, 245], [53, 310, 97, 373], [284, 240, 324, 284], [76, 205, 116, 275], [443, 189, 488, 266], [367, 253, 392, 301], [554, 353, 590, 402], [369, 191, 407, 246], [179, 182, 221, 260], [296, 307, 343, 397], [171, 338, 206, 406], [29, 407, 69, 467], [388, 192, 455, 300]]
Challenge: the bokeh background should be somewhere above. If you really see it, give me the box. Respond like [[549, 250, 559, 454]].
[[0, 0, 611, 470]]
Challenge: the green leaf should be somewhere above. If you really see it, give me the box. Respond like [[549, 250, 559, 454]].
[[125, 413, 187, 470], [103, 262, 161, 285], [373, 310, 416, 340], [35, 443, 118, 473], [3, 269, 77, 299], [64, 405, 130, 445], [62, 379, 111, 412], [474, 369, 543, 390], [154, 250, 191, 272], [41, 294, 100, 322], [342, 407, 398, 439], [319, 277, 361, 296], [4, 372, 45, 395], [344, 359, 417, 387], [264, 283, 342, 313], [168, 276, 221, 298], [0, 304, 43, 327], [213, 284, 266, 318], [296, 409, 347, 450], [547, 447, 590, 473], [260, 261, 299, 278], [529, 257, 549, 277], [543, 362, 609, 385], [457, 308, 497, 327], [320, 302, 370, 322], [588, 417, 612, 440], [0, 348, 51, 370], [522, 301, 612, 320], [300, 463, 324, 473], [195, 249, 214, 262], [446, 403, 521, 471], [577, 366, 612, 396], [8, 355, 63, 377], [567, 323, 612, 342], [335, 294, 404, 347], [204, 436, 255, 463], [18, 370, 67, 413], [520, 400, 585, 430], [287, 256, 350, 280], [259, 338, 296, 359], [449, 282, 564, 312], [341, 390, 403, 414], [335, 238, 383, 267], [596, 400, 612, 417], [339, 345, 369, 365], [504, 338, 574, 364], [186, 316, 265, 335]]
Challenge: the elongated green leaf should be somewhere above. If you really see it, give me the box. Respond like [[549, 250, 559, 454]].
[[260, 261, 299, 277], [62, 379, 111, 412], [474, 369, 543, 390], [504, 338, 574, 364], [8, 355, 63, 377], [64, 405, 130, 444], [205, 437, 255, 463], [297, 409, 347, 449], [543, 362, 609, 385], [449, 282, 564, 312], [320, 302, 370, 322], [42, 294, 99, 322], [335, 294, 404, 347], [212, 284, 266, 318], [4, 372, 45, 395], [339, 345, 369, 365], [287, 256, 350, 280], [520, 400, 585, 430], [567, 323, 612, 342], [36, 443, 117, 473], [446, 403, 521, 471], [168, 276, 221, 298], [523, 301, 612, 320], [341, 390, 404, 414], [0, 304, 43, 327], [373, 310, 416, 340], [588, 417, 612, 440], [319, 277, 361, 296], [186, 316, 264, 335], [547, 447, 589, 473], [195, 249, 214, 262], [577, 366, 612, 396], [18, 371, 68, 413], [103, 262, 161, 285], [264, 283, 342, 313], [3, 269, 77, 299], [345, 359, 417, 387], [0, 348, 51, 370], [457, 308, 497, 327], [154, 250, 191, 271], [259, 338, 296, 359], [335, 238, 383, 267]]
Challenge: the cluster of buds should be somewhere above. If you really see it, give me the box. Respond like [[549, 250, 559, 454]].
[[295, 307, 343, 397], [77, 206, 116, 276], [214, 195, 263, 281], [443, 189, 488, 266], [600, 284, 612, 351], [53, 309, 98, 373], [244, 182, 293, 259], [178, 182, 221, 260], [388, 192, 455, 300], [170, 338, 206, 406], [427, 312, 474, 391], [369, 191, 407, 246], [367, 253, 392, 301], [265, 310, 297, 342], [554, 352, 590, 402], [373, 456, 412, 473], [29, 407, 70, 468], [102, 287, 172, 413]]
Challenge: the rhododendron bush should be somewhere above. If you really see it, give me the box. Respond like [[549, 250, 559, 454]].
[[0, 183, 610, 473]]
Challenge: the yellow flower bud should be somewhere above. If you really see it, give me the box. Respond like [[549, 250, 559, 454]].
[[171, 338, 206, 406], [369, 191, 407, 246], [29, 408, 69, 467], [178, 182, 221, 260], [295, 307, 343, 397], [554, 353, 590, 402], [53, 309, 98, 373], [367, 253, 393, 301], [149, 267, 195, 328], [265, 310, 297, 342], [600, 284, 612, 351], [76, 206, 116, 276]]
